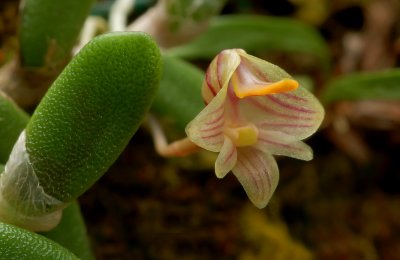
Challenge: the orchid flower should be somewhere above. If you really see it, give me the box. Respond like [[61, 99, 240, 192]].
[[185, 49, 324, 208]]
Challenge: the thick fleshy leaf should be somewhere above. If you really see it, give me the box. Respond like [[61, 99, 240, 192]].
[[255, 130, 313, 161], [25, 32, 162, 203], [186, 88, 227, 152], [232, 148, 279, 209], [239, 86, 324, 140], [202, 49, 241, 104], [20, 0, 94, 68], [0, 93, 29, 163], [215, 137, 237, 178]]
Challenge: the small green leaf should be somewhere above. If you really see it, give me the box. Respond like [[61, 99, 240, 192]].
[[152, 55, 204, 131], [0, 222, 78, 259], [167, 15, 330, 70], [321, 69, 400, 104], [0, 93, 29, 163], [19, 0, 94, 68], [41, 201, 94, 260]]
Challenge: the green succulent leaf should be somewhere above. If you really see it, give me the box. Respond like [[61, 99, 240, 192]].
[[19, 0, 94, 68], [26, 32, 162, 202], [0, 92, 29, 163], [167, 15, 330, 70], [0, 222, 78, 259], [41, 201, 94, 260], [321, 69, 400, 104]]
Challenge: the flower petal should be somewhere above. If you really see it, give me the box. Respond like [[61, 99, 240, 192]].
[[255, 130, 313, 161], [202, 49, 241, 104], [238, 51, 294, 82], [233, 51, 324, 140], [215, 136, 237, 178], [240, 86, 324, 140], [232, 148, 279, 209], [185, 87, 227, 152]]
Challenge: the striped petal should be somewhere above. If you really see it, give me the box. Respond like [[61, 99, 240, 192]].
[[186, 86, 227, 152], [255, 130, 313, 161], [215, 136, 237, 178], [232, 51, 323, 139], [240, 86, 324, 140], [238, 51, 295, 83], [232, 148, 279, 209], [202, 49, 241, 104]]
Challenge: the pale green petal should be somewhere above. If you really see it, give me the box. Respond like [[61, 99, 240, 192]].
[[238, 51, 293, 82], [215, 137, 237, 178], [185, 87, 227, 152], [232, 148, 279, 209], [240, 86, 324, 140], [202, 49, 241, 103], [255, 130, 313, 161]]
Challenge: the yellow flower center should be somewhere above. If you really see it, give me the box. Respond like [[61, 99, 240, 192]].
[[224, 124, 259, 147]]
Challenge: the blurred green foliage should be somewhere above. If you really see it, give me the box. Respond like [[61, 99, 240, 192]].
[[167, 15, 331, 71], [321, 69, 400, 105], [152, 55, 204, 131]]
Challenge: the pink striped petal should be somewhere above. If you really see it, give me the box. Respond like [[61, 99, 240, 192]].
[[255, 130, 313, 161], [215, 137, 237, 178], [232, 148, 279, 209], [186, 86, 228, 152], [238, 51, 295, 83], [202, 49, 241, 104], [240, 85, 324, 140]]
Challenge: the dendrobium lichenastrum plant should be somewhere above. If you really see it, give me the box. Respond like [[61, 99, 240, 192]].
[[185, 49, 324, 208]]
